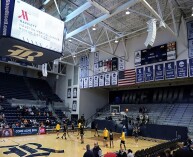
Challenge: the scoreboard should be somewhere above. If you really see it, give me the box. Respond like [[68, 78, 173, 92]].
[[135, 42, 176, 66]]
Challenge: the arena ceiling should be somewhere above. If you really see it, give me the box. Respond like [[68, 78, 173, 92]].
[[23, 0, 193, 65]]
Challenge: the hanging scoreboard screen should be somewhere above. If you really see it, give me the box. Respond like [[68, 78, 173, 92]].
[[135, 42, 176, 66]]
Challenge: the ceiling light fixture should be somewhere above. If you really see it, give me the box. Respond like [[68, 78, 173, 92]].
[[126, 8, 130, 15], [92, 25, 96, 31], [114, 36, 119, 43], [68, 38, 72, 42], [73, 54, 76, 58], [192, 7, 193, 16]]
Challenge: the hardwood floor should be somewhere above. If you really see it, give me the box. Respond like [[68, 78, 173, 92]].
[[0, 130, 164, 157]]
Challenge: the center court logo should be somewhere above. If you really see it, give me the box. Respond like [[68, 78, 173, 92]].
[[18, 10, 29, 21], [0, 143, 64, 157]]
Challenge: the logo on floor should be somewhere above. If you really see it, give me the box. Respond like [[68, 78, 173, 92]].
[[0, 143, 64, 156]]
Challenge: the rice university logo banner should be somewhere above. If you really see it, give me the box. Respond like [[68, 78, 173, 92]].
[[118, 57, 125, 71], [94, 76, 99, 87], [105, 73, 111, 86], [99, 74, 104, 87], [79, 78, 84, 88], [176, 59, 188, 78], [155, 64, 164, 81], [165, 62, 175, 79], [145, 65, 154, 82], [89, 76, 93, 87], [111, 72, 118, 85], [136, 67, 144, 83], [84, 77, 89, 88]]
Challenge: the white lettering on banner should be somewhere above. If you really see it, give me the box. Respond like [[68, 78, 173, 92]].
[[3, 0, 11, 36]]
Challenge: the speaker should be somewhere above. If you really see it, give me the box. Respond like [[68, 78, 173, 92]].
[[144, 19, 157, 48]]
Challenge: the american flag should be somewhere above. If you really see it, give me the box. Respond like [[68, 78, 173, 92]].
[[118, 69, 136, 86]]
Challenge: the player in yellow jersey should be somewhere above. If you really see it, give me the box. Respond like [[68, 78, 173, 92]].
[[77, 122, 81, 137], [55, 122, 61, 139], [120, 131, 126, 150], [103, 128, 109, 147]]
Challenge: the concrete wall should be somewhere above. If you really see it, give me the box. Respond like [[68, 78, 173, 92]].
[[79, 88, 109, 119]]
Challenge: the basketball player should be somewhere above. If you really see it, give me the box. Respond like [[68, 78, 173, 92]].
[[94, 123, 99, 137], [133, 126, 140, 146], [109, 129, 114, 148], [61, 124, 67, 139], [77, 122, 81, 136], [103, 128, 109, 147], [80, 124, 84, 144], [120, 131, 126, 150], [71, 122, 75, 134], [55, 122, 60, 139]]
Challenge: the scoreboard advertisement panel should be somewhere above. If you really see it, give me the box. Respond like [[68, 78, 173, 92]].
[[135, 42, 176, 66]]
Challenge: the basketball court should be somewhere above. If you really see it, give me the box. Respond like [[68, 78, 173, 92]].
[[0, 130, 164, 157]]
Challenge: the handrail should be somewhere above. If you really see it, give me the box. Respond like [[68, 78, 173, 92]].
[[85, 103, 110, 126]]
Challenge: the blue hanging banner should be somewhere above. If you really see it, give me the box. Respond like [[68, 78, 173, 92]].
[[155, 64, 164, 81], [136, 67, 144, 83], [176, 59, 188, 78], [145, 65, 154, 82], [1, 0, 15, 36], [165, 61, 175, 79], [189, 58, 193, 77]]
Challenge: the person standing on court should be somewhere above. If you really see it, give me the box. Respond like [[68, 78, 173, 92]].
[[103, 128, 109, 147], [55, 122, 61, 139], [80, 124, 84, 144], [94, 123, 99, 137], [61, 124, 67, 139], [83, 144, 94, 157], [92, 142, 102, 157], [109, 129, 114, 148], [120, 131, 126, 150]]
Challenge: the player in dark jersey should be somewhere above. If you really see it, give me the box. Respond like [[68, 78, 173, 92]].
[[109, 129, 114, 148], [80, 124, 84, 144], [71, 122, 75, 134], [61, 124, 67, 139], [133, 126, 140, 146], [94, 123, 99, 137]]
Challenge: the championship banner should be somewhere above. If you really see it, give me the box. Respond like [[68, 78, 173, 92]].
[[0, 128, 13, 137], [89, 76, 93, 88], [145, 65, 154, 82], [86, 66, 89, 77], [188, 39, 193, 58], [187, 21, 193, 40], [94, 76, 99, 87], [80, 68, 83, 78], [134, 51, 141, 66], [112, 57, 118, 71], [94, 63, 99, 75], [103, 60, 108, 72], [94, 51, 99, 63], [85, 55, 89, 66], [107, 59, 112, 72], [84, 77, 89, 88], [105, 73, 111, 86], [118, 57, 125, 71], [165, 62, 175, 79], [99, 74, 104, 87], [176, 59, 188, 78], [1, 0, 15, 36], [13, 127, 39, 136], [98, 61, 103, 74], [155, 64, 164, 81], [136, 67, 144, 83], [189, 58, 193, 77], [79, 78, 84, 88], [111, 72, 118, 85]]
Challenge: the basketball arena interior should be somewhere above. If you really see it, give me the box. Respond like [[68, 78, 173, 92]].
[[1, 0, 193, 157]]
